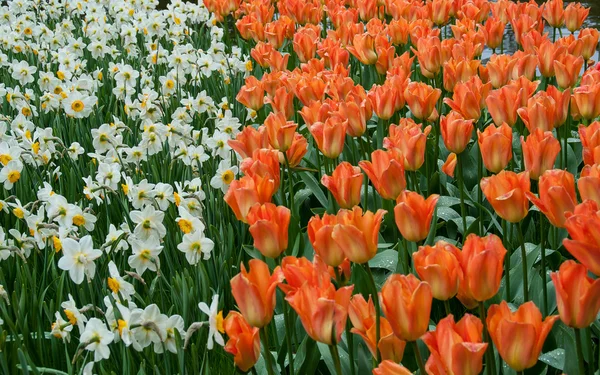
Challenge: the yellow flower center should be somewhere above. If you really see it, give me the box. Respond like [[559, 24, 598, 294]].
[[216, 310, 224, 333], [56, 71, 65, 80], [107, 277, 120, 294], [21, 107, 31, 116], [72, 214, 85, 227], [174, 192, 181, 206], [53, 236, 62, 252], [64, 309, 77, 325], [118, 319, 127, 335], [121, 184, 129, 195], [32, 142, 40, 154], [71, 100, 84, 112], [177, 219, 192, 234], [221, 170, 234, 185], [8, 171, 20, 184], [0, 154, 12, 165], [165, 79, 175, 89]]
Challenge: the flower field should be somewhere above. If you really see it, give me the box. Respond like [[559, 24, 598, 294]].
[[1, 0, 600, 373]]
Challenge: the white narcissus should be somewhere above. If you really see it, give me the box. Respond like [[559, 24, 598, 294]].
[[57, 235, 102, 284]]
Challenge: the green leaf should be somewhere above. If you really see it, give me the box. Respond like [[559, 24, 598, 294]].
[[368, 250, 397, 272], [299, 171, 328, 209], [539, 348, 565, 370], [317, 343, 351, 375]]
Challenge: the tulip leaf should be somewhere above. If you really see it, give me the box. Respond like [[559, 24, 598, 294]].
[[317, 342, 351, 375], [539, 348, 565, 370], [294, 335, 320, 375], [368, 250, 397, 272], [299, 171, 328, 209]]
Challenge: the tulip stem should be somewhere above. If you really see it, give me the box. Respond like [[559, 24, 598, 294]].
[[457, 152, 468, 237], [260, 326, 276, 375], [539, 213, 548, 317], [502, 220, 511, 302], [574, 328, 586, 375], [443, 300, 451, 316], [282, 301, 295, 375], [284, 153, 295, 216], [346, 321, 356, 375], [517, 222, 529, 302], [364, 264, 382, 363], [329, 344, 343, 375], [411, 341, 426, 374], [479, 302, 496, 375]]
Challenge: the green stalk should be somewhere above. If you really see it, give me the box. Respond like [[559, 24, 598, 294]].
[[457, 152, 468, 237], [260, 326, 275, 375], [345, 321, 356, 375], [443, 300, 451, 316], [502, 220, 511, 302], [539, 213, 548, 317], [411, 341, 426, 374], [329, 344, 343, 375], [282, 300, 295, 375], [364, 264, 382, 363], [479, 302, 496, 375], [517, 221, 529, 302], [574, 328, 585, 375]]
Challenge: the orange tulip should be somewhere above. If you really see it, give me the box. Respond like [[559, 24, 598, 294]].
[[563, 203, 600, 276], [477, 123, 513, 173], [373, 360, 413, 375], [236, 76, 264, 111], [429, 0, 452, 25], [394, 190, 439, 242], [572, 83, 600, 121], [333, 207, 387, 264], [285, 133, 308, 167], [485, 85, 521, 127], [308, 213, 346, 268], [442, 153, 457, 177], [526, 169, 576, 228], [546, 85, 571, 128], [443, 76, 491, 121], [337, 99, 371, 137], [554, 53, 584, 89], [384, 119, 432, 171], [321, 162, 363, 209], [579, 28, 600, 61], [483, 17, 506, 50], [578, 164, 600, 205], [486, 54, 518, 89], [542, 0, 564, 28], [228, 126, 270, 160], [246, 203, 290, 259], [285, 275, 353, 345], [404, 82, 441, 121], [265, 86, 294, 120], [223, 312, 261, 372], [309, 116, 347, 159], [387, 18, 410, 46], [552, 260, 600, 329], [348, 295, 406, 362], [225, 176, 261, 223], [381, 274, 432, 342], [443, 57, 480, 93], [413, 241, 462, 301], [368, 84, 399, 121], [510, 50, 539, 81], [230, 259, 284, 328], [487, 301, 559, 371], [457, 234, 507, 308], [580, 121, 600, 166], [440, 111, 474, 154], [348, 32, 378, 65], [421, 314, 488, 375], [517, 91, 557, 132], [564, 3, 589, 33], [264, 112, 297, 152], [413, 35, 442, 78], [293, 25, 319, 63], [359, 149, 406, 201], [279, 255, 330, 297], [521, 128, 561, 180], [481, 170, 531, 223], [240, 149, 280, 203]]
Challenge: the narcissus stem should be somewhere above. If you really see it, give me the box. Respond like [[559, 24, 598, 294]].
[[574, 328, 585, 375], [364, 264, 382, 363], [517, 221, 529, 302], [260, 326, 275, 375], [411, 341, 426, 374]]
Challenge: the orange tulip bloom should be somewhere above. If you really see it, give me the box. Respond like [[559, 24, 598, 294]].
[[321, 162, 363, 209], [578, 164, 600, 205], [422, 314, 488, 375], [483, 17, 506, 50], [381, 274, 432, 342], [443, 57, 480, 93], [487, 301, 559, 372], [413, 35, 442, 78], [552, 260, 600, 329], [481, 170, 531, 223], [537, 40, 566, 78], [404, 82, 442, 121], [368, 84, 399, 121], [579, 28, 600, 61], [485, 85, 521, 127], [230, 259, 284, 328], [246, 203, 290, 259], [286, 276, 353, 345], [333, 207, 387, 264], [223, 312, 260, 372], [542, 0, 564, 27], [348, 32, 378, 65], [228, 126, 270, 160], [477, 123, 513, 173], [580, 121, 600, 166], [309, 116, 347, 159], [285, 133, 308, 168], [387, 18, 410, 46], [554, 53, 584, 89], [510, 50, 539, 81], [429, 0, 452, 25], [457, 234, 507, 308], [308, 213, 346, 268], [293, 25, 319, 63], [517, 91, 559, 132], [521, 128, 560, 180], [572, 83, 600, 121], [236, 76, 264, 111], [442, 153, 457, 177], [240, 149, 281, 202], [526, 169, 576, 228], [279, 255, 330, 297], [359, 149, 406, 201], [487, 54, 518, 89], [384, 120, 432, 171], [546, 85, 571, 128], [337, 99, 370, 137], [349, 295, 406, 362], [440, 111, 474, 154], [394, 190, 439, 242], [413, 241, 462, 301], [225, 176, 261, 223], [265, 86, 294, 120], [264, 112, 297, 152], [373, 361, 413, 375], [443, 76, 491, 121], [563, 204, 600, 276], [564, 3, 590, 33]]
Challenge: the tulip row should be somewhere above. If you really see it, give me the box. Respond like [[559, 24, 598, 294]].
[[211, 0, 600, 374]]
